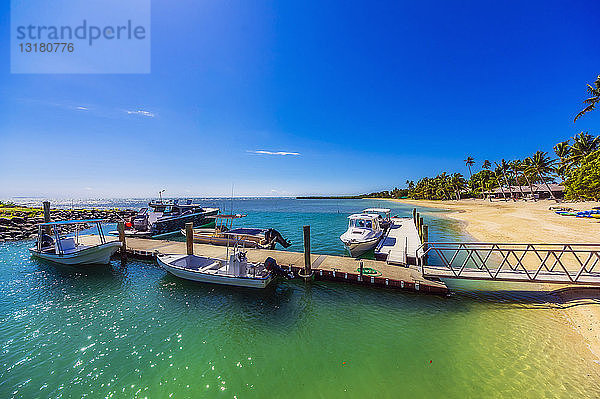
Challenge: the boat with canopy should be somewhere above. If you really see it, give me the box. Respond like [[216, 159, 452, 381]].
[[29, 219, 121, 265]]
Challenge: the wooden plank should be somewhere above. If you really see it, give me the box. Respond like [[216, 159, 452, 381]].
[[78, 235, 447, 293]]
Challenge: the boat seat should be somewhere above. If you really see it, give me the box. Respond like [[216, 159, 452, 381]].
[[199, 261, 222, 272], [55, 237, 77, 254]]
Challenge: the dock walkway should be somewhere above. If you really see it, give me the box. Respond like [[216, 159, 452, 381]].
[[375, 217, 422, 265], [80, 234, 448, 294]]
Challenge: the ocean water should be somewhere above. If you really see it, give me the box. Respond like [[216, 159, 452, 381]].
[[1, 198, 599, 398]]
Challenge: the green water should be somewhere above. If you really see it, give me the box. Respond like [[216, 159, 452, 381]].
[[1, 199, 599, 397]]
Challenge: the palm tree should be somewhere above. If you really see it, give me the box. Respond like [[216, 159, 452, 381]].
[[520, 158, 537, 202], [509, 160, 526, 198], [528, 151, 557, 201], [496, 160, 515, 201], [553, 140, 571, 181], [464, 156, 475, 195], [493, 163, 508, 201], [574, 74, 600, 122], [569, 132, 600, 165], [481, 160, 491, 200]]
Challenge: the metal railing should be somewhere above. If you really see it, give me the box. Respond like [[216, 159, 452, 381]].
[[417, 242, 600, 285]]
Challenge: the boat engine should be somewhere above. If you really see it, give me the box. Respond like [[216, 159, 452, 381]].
[[264, 229, 292, 248], [264, 257, 293, 279]]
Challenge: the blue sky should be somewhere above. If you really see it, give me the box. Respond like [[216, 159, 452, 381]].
[[1, 0, 599, 198]]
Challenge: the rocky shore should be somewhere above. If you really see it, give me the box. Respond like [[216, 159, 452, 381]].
[[0, 208, 137, 242]]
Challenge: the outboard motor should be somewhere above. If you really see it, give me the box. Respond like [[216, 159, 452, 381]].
[[264, 257, 292, 279], [264, 229, 292, 248]]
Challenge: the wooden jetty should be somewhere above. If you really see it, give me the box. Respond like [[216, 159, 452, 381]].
[[375, 217, 422, 265], [79, 233, 449, 294]]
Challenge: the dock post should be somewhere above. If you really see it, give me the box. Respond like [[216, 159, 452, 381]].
[[186, 222, 194, 255], [359, 260, 364, 281], [412, 208, 416, 224], [418, 216, 424, 239], [422, 224, 428, 265], [43, 201, 51, 234], [117, 221, 127, 260], [303, 225, 311, 276]]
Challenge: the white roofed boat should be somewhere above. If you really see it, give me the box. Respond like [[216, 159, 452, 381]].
[[29, 219, 121, 265]]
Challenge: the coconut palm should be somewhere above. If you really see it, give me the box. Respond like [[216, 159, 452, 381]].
[[495, 160, 515, 200], [509, 160, 526, 198], [569, 132, 600, 166], [482, 160, 491, 170], [528, 151, 557, 201], [574, 74, 600, 122], [520, 158, 537, 201]]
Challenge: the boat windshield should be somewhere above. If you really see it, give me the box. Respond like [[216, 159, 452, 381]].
[[350, 219, 372, 229]]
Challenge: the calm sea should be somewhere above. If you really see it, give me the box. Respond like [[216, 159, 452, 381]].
[[1, 198, 598, 398]]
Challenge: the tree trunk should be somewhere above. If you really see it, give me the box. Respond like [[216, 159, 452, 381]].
[[512, 170, 526, 199], [536, 168, 558, 202], [494, 171, 508, 201], [521, 171, 537, 202]]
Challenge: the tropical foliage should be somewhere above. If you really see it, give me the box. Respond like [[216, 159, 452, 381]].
[[366, 132, 599, 202], [574, 74, 600, 122]]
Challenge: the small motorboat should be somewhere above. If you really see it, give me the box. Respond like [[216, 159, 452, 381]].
[[157, 236, 290, 288], [181, 214, 291, 249], [340, 213, 386, 257], [29, 219, 121, 265]]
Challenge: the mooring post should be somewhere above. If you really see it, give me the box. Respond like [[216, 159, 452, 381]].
[[419, 216, 424, 239], [359, 260, 364, 281], [43, 201, 51, 234], [412, 208, 416, 224], [117, 221, 127, 260], [422, 224, 429, 265], [186, 222, 194, 255], [303, 225, 311, 275]]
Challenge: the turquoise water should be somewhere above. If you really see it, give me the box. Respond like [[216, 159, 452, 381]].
[[1, 199, 599, 398]]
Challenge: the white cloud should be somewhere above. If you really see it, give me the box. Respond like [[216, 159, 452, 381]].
[[76, 106, 88, 110], [126, 109, 155, 117], [247, 150, 301, 156]]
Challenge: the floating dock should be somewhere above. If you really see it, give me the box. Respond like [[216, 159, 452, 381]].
[[375, 217, 422, 265], [79, 234, 448, 294]]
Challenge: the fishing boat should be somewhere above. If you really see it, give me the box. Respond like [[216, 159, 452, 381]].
[[111, 198, 219, 238], [340, 212, 386, 257], [29, 219, 121, 265], [157, 233, 290, 288], [180, 214, 291, 249]]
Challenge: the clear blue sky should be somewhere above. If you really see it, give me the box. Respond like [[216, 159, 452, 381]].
[[1, 0, 598, 198]]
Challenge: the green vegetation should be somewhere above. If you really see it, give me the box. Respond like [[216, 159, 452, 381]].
[[0, 203, 43, 219], [574, 74, 600, 122]]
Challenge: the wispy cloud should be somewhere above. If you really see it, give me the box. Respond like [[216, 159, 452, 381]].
[[247, 150, 301, 156], [126, 109, 155, 117], [75, 106, 88, 110]]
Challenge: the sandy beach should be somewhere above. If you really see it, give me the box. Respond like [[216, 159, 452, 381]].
[[385, 198, 600, 361]]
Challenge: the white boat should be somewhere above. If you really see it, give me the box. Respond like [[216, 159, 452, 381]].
[[340, 213, 385, 257], [157, 232, 288, 288], [29, 219, 121, 265]]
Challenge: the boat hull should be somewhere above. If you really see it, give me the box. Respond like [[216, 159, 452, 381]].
[[29, 241, 122, 265], [157, 255, 272, 289], [342, 237, 381, 258], [151, 210, 219, 235]]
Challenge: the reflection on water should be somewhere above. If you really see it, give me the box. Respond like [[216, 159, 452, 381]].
[[0, 199, 599, 398]]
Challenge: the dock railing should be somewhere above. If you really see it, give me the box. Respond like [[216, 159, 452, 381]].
[[417, 242, 600, 285]]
